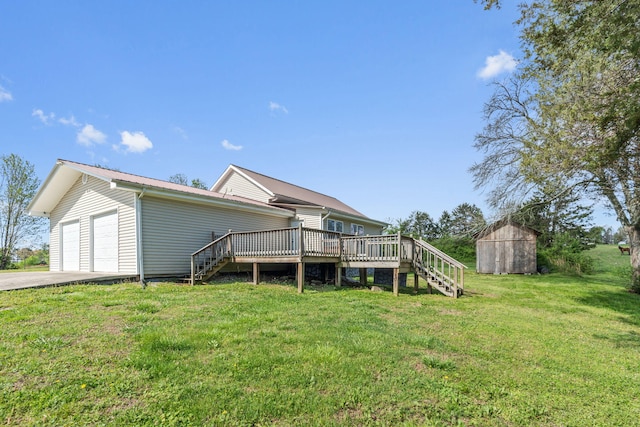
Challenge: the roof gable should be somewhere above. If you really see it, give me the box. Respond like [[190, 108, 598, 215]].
[[212, 165, 367, 218], [475, 219, 540, 240]]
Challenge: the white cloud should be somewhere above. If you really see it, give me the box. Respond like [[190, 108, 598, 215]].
[[119, 131, 153, 153], [173, 126, 188, 140], [221, 139, 243, 151], [77, 124, 107, 146], [478, 50, 517, 79], [59, 115, 80, 127], [32, 108, 56, 124], [0, 85, 12, 102], [269, 101, 288, 114]]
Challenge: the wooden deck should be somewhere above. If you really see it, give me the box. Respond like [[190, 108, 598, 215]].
[[191, 225, 466, 297]]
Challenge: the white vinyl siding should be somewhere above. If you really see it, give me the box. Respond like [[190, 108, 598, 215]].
[[293, 207, 322, 230], [325, 214, 383, 236], [140, 196, 290, 276], [61, 221, 80, 271], [215, 172, 272, 203], [49, 175, 137, 274]]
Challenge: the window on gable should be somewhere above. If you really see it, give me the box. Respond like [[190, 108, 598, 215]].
[[351, 224, 365, 236], [327, 219, 344, 233]]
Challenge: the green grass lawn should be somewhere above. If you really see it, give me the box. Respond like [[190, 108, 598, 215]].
[[1, 245, 639, 426], [0, 265, 49, 274]]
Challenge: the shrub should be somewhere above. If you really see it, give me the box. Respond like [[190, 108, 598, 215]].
[[430, 236, 476, 262], [539, 233, 594, 275]]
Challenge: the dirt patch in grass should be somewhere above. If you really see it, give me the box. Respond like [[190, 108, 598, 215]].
[[438, 308, 463, 316]]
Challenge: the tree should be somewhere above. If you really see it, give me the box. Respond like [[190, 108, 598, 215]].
[[168, 173, 188, 186], [512, 183, 594, 247], [0, 154, 43, 270], [437, 211, 453, 237], [401, 211, 440, 241], [190, 178, 208, 190], [446, 203, 486, 238], [169, 173, 208, 190], [473, 1, 640, 290]]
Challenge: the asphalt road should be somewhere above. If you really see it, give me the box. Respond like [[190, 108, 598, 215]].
[[0, 272, 138, 291]]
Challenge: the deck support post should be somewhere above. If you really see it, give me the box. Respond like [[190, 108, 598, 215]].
[[393, 268, 399, 296], [414, 271, 419, 295], [359, 268, 367, 286], [335, 264, 342, 287], [297, 262, 305, 293], [253, 263, 260, 285]]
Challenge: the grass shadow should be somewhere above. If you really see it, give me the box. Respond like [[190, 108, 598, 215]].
[[575, 289, 640, 326]]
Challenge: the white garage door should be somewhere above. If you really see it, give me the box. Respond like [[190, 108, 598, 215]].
[[92, 211, 118, 272], [61, 221, 80, 271]]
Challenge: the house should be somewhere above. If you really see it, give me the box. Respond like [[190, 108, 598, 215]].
[[475, 220, 538, 274], [27, 160, 386, 280], [211, 165, 387, 236]]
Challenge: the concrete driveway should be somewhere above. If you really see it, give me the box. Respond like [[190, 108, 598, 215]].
[[0, 272, 139, 291]]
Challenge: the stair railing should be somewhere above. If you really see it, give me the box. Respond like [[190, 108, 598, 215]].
[[412, 238, 467, 297], [190, 233, 232, 284]]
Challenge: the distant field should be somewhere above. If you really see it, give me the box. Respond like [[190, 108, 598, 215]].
[[1, 244, 639, 426]]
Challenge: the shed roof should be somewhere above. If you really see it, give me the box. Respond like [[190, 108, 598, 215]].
[[474, 219, 540, 240]]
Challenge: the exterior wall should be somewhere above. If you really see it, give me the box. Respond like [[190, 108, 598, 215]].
[[140, 196, 290, 276], [294, 207, 322, 229], [476, 224, 537, 274], [323, 214, 384, 235], [216, 171, 272, 203], [49, 175, 137, 273]]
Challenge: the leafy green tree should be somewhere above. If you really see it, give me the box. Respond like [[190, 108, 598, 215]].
[[388, 211, 440, 240], [168, 173, 188, 186], [0, 154, 43, 270], [447, 203, 486, 238], [405, 211, 440, 241], [437, 211, 453, 237], [190, 178, 208, 190], [473, 1, 640, 290], [586, 226, 606, 245], [169, 173, 208, 190], [383, 217, 411, 235], [614, 227, 628, 245], [513, 183, 593, 248]]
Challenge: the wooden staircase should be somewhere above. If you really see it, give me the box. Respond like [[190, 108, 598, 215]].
[[412, 239, 465, 298], [191, 233, 232, 283]]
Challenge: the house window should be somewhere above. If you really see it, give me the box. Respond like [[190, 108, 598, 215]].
[[327, 219, 344, 233], [351, 223, 365, 236]]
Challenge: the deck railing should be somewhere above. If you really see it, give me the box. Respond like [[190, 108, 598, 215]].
[[190, 227, 465, 296]]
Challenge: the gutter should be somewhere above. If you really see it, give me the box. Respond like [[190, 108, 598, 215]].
[[111, 181, 294, 219]]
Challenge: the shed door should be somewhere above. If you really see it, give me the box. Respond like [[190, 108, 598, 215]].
[[61, 221, 80, 271], [92, 211, 118, 272]]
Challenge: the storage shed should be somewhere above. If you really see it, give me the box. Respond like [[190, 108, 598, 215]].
[[475, 220, 538, 274]]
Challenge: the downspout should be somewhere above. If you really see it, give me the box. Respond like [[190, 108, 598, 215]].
[[321, 208, 331, 230], [136, 189, 146, 288]]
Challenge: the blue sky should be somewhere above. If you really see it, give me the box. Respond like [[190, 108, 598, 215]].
[[5, 1, 612, 231]]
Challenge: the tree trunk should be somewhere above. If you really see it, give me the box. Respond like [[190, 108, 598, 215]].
[[625, 226, 640, 292]]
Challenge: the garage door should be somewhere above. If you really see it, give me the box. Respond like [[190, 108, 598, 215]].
[[92, 211, 118, 272], [61, 221, 80, 271]]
